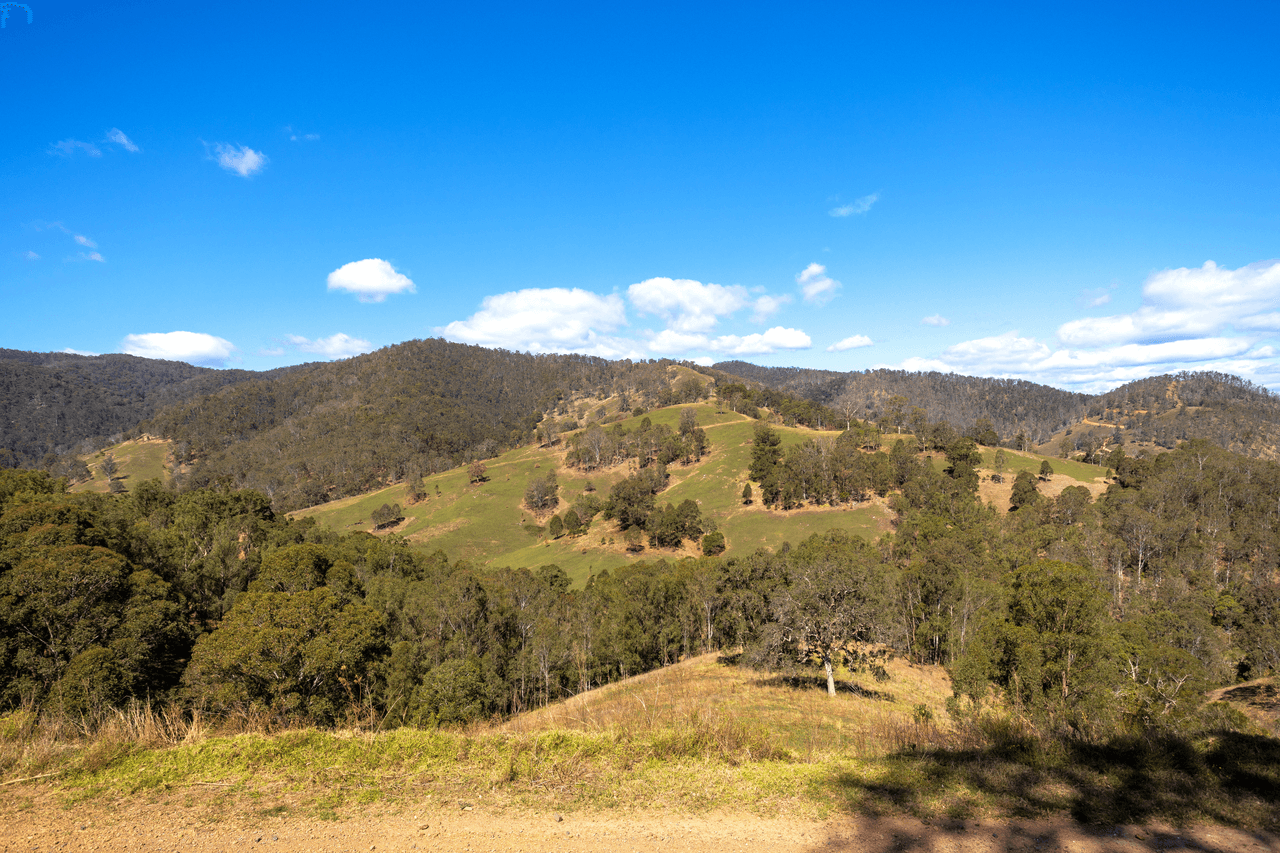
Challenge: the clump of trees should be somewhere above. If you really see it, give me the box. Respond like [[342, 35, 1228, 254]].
[[565, 408, 709, 472]]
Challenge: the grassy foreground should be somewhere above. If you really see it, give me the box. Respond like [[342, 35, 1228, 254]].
[[3, 655, 1278, 828]]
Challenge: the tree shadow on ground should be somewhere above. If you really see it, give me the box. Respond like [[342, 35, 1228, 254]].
[[755, 672, 894, 702], [831, 728, 1280, 831]]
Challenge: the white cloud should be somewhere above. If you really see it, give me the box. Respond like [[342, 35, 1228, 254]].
[[78, 251, 105, 263], [23, 251, 39, 260], [105, 128, 139, 152], [211, 143, 268, 177], [326, 258, 416, 302], [648, 329, 711, 354], [711, 326, 811, 355], [828, 334, 874, 352], [1059, 259, 1280, 346], [286, 333, 373, 360], [442, 287, 636, 358], [829, 193, 879, 217], [692, 356, 715, 366], [751, 294, 791, 322], [121, 331, 235, 366], [74, 234, 96, 248], [921, 314, 950, 326], [61, 347, 99, 356], [258, 347, 285, 357], [628, 277, 749, 333], [797, 263, 840, 304], [50, 139, 102, 157]]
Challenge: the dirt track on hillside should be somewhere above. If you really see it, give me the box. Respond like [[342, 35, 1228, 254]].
[[3, 790, 1276, 853]]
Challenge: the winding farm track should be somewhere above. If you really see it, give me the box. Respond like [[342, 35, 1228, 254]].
[[2, 793, 1277, 853]]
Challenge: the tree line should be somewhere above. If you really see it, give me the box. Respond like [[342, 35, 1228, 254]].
[[3, 427, 1278, 737]]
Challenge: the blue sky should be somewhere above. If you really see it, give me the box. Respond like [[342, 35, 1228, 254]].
[[3, 1, 1279, 392]]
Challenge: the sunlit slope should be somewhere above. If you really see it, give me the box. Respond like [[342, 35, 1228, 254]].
[[292, 403, 1107, 585], [70, 437, 172, 493]]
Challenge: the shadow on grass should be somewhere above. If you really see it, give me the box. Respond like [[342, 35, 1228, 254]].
[[832, 728, 1280, 830], [755, 673, 895, 702]]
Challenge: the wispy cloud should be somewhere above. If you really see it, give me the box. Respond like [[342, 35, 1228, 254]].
[[78, 251, 105, 263], [1059, 260, 1280, 346], [326, 258, 416, 302], [827, 334, 873, 352], [751, 294, 791, 322], [122, 331, 235, 366], [61, 347, 99, 356], [23, 251, 39, 261], [210, 142, 268, 177], [74, 234, 97, 248], [49, 139, 102, 157], [286, 333, 373, 359], [797, 263, 841, 304], [105, 128, 140, 152], [921, 314, 950, 326], [829, 193, 879, 217]]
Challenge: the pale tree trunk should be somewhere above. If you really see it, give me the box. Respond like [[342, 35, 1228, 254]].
[[824, 656, 836, 696]]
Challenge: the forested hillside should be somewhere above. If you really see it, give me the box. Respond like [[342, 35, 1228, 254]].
[[0, 350, 266, 471], [2, 432, 1277, 736], [718, 362, 1280, 460], [715, 361, 1089, 445], [143, 340, 709, 511]]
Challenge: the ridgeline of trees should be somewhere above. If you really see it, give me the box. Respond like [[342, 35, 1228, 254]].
[[0, 350, 269, 471], [4, 432, 1279, 739], [143, 341, 716, 512]]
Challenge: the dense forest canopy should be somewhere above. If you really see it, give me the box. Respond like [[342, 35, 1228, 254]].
[[3, 429, 1278, 737]]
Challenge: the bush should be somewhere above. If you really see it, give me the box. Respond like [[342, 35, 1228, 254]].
[[701, 531, 726, 556]]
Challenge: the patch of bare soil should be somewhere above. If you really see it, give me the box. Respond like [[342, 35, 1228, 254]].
[[3, 792, 1276, 853]]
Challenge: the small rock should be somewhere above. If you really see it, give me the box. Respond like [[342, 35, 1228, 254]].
[[556, 815, 563, 823]]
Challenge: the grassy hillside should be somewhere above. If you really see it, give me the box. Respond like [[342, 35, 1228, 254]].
[[70, 437, 173, 493], [7, 652, 1276, 827], [293, 404, 1108, 585]]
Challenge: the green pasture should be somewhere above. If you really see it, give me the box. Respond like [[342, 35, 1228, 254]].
[[73, 439, 171, 493]]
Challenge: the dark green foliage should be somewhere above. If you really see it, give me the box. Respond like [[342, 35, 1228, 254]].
[[1009, 470, 1040, 510], [562, 508, 582, 536], [184, 588, 386, 724], [741, 482, 752, 504], [371, 502, 404, 529], [1039, 460, 1054, 479], [701, 531, 726, 556], [748, 422, 783, 482], [547, 514, 564, 539]]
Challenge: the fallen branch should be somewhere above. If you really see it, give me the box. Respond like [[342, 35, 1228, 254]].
[[2, 771, 64, 786]]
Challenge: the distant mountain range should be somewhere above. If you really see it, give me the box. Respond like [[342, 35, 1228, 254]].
[[3, 341, 1278, 509]]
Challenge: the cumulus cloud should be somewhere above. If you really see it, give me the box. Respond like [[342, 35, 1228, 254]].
[[442, 288, 636, 358], [797, 263, 840, 304], [711, 326, 811, 355], [326, 258, 416, 302], [211, 143, 268, 177], [286, 333, 373, 360], [921, 314, 950, 326], [50, 139, 101, 157], [889, 327, 1277, 393], [828, 334, 874, 352], [1059, 260, 1280, 346], [751, 294, 791, 322], [105, 128, 139, 152], [122, 331, 235, 366], [628, 277, 749, 333], [829, 193, 879, 217]]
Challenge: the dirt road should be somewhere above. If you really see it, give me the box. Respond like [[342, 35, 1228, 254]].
[[3, 791, 1277, 853]]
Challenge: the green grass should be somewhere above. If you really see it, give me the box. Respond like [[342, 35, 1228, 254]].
[[983, 448, 1108, 483], [72, 439, 172, 493], [8, 654, 1277, 828], [295, 406, 891, 586]]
